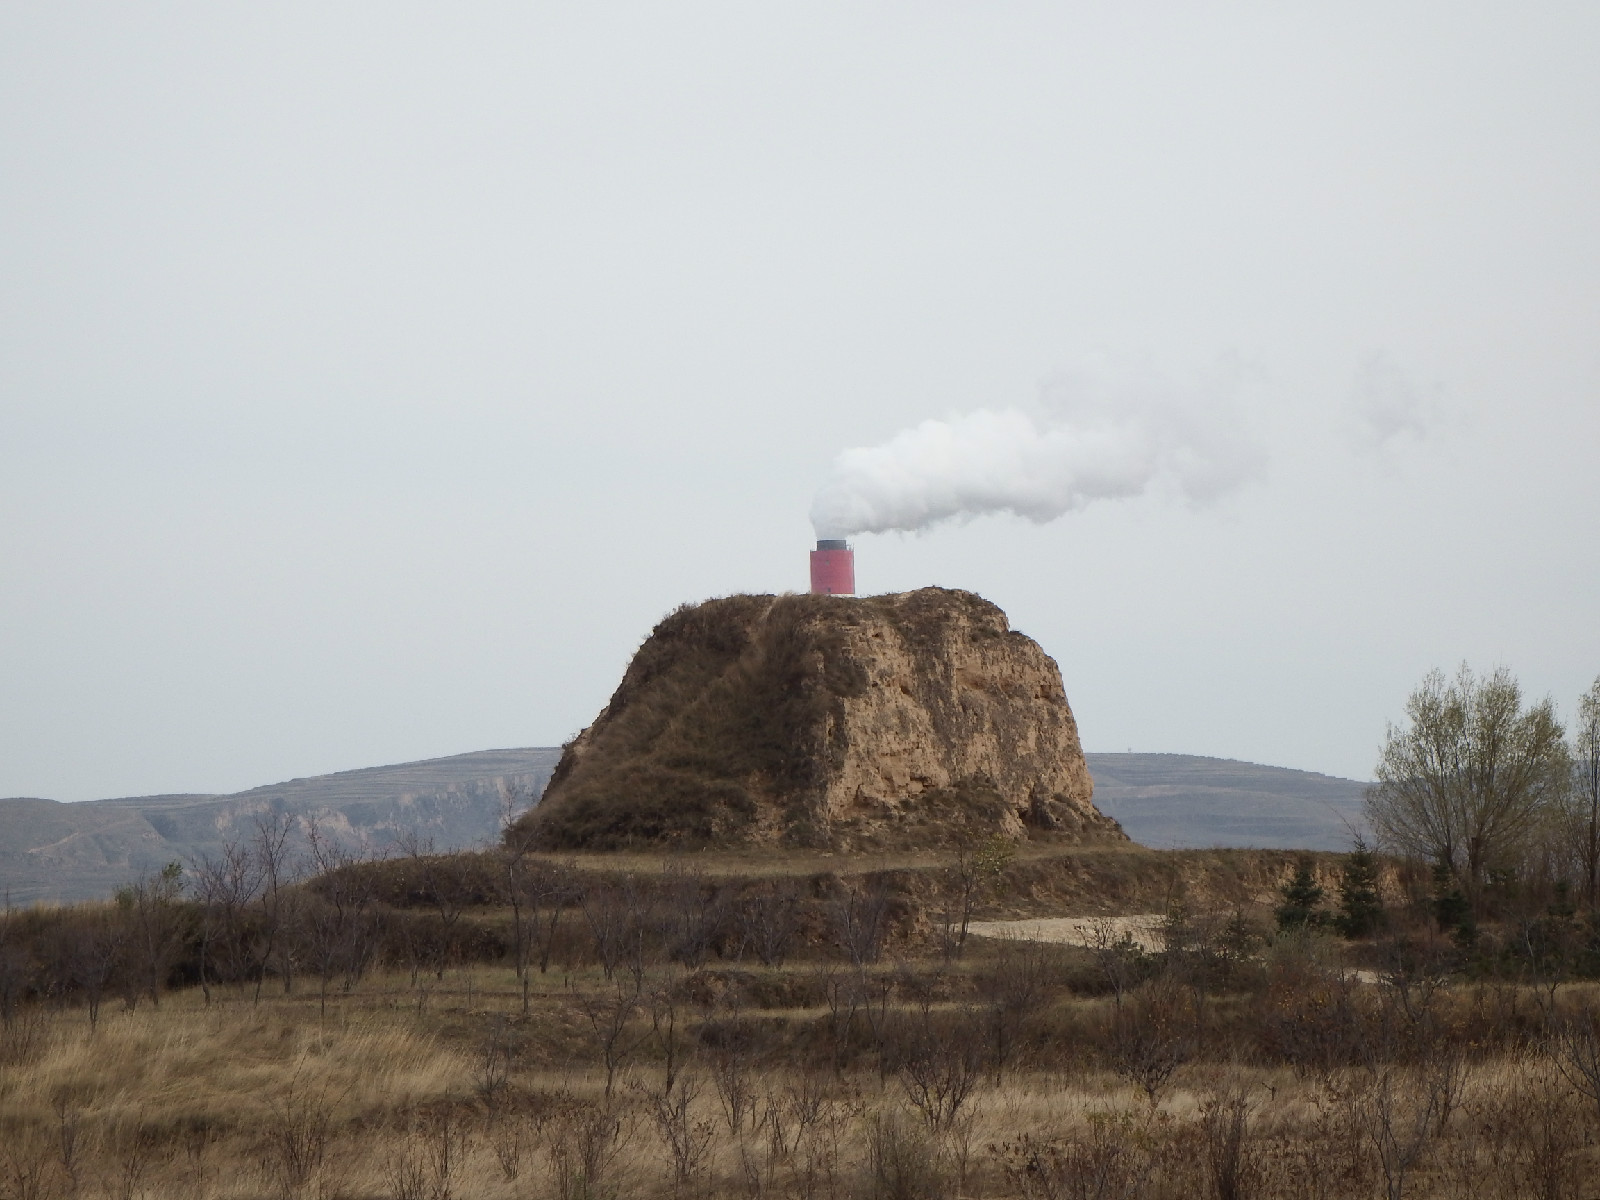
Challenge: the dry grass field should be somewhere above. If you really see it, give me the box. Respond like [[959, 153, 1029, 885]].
[[4, 844, 1600, 1199]]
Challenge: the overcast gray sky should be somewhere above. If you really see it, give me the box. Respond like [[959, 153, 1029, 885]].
[[4, 4, 1598, 801]]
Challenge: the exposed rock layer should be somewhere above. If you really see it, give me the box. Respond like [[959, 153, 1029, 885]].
[[520, 588, 1124, 851]]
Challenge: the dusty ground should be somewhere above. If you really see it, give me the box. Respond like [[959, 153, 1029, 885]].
[[967, 913, 1168, 950]]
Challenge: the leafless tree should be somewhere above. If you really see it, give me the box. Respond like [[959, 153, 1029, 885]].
[[734, 882, 800, 967], [815, 965, 863, 1075], [250, 810, 303, 1001], [645, 977, 692, 1097], [573, 978, 647, 1100], [1550, 1001, 1600, 1120], [300, 823, 380, 1015], [1088, 918, 1148, 1007], [832, 878, 890, 966], [1369, 1060, 1461, 1200], [639, 1069, 713, 1198], [1567, 676, 1600, 907], [938, 837, 995, 958], [895, 1005, 986, 1131], [0, 905, 29, 1028], [578, 876, 654, 991], [116, 861, 186, 1008], [192, 837, 264, 1003], [397, 829, 474, 980], [981, 937, 1058, 1081], [66, 910, 123, 1029], [662, 865, 722, 969]]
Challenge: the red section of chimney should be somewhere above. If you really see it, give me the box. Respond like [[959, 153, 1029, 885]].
[[809, 542, 855, 595]]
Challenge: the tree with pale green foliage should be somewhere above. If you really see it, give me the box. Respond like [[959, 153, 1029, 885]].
[[1364, 664, 1570, 902]]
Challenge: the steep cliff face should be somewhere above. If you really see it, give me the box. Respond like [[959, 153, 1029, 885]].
[[520, 588, 1124, 851]]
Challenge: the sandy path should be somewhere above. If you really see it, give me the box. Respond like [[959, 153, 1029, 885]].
[[966, 914, 1167, 951]]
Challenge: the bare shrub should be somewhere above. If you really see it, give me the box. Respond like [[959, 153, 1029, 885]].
[[645, 979, 692, 1097], [1256, 939, 1367, 1077], [1, 1131, 57, 1200], [475, 1015, 513, 1112], [394, 835, 476, 981], [663, 867, 724, 970], [51, 1093, 84, 1193], [66, 912, 122, 1030], [638, 1072, 715, 1197], [0, 916, 32, 1031], [704, 1012, 758, 1139], [250, 811, 305, 1001], [1087, 919, 1151, 1006], [1500, 1062, 1586, 1200], [108, 1119, 169, 1200], [816, 966, 863, 1074], [579, 878, 653, 987], [894, 1007, 986, 1132], [833, 881, 891, 967], [546, 1098, 632, 1200], [862, 1111, 945, 1200], [487, 1099, 547, 1185], [789, 1090, 857, 1200], [115, 861, 186, 1009], [755, 1070, 838, 1188], [387, 1107, 470, 1200], [978, 938, 1060, 1080], [0, 1006, 49, 1067], [1548, 1003, 1600, 1119], [297, 828, 382, 1016], [993, 1112, 1154, 1200], [1373, 927, 1453, 1038], [261, 1075, 337, 1198], [1105, 982, 1195, 1104], [573, 980, 647, 1099], [1369, 1062, 1458, 1200], [1199, 1086, 1258, 1200], [938, 835, 1011, 960], [735, 883, 800, 967]]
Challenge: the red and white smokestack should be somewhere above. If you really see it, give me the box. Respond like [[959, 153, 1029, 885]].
[[809, 539, 855, 595]]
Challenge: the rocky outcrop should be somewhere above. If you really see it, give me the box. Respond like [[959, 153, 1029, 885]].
[[519, 588, 1124, 851]]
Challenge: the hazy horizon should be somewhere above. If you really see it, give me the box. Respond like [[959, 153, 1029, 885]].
[[5, 5, 1598, 801], [10, 744, 1371, 807]]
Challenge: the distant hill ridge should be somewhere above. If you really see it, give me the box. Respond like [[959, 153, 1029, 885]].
[[1085, 752, 1368, 851], [0, 748, 562, 904], [0, 748, 1367, 904]]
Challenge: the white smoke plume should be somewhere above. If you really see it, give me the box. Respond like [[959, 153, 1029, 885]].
[[809, 366, 1264, 539]]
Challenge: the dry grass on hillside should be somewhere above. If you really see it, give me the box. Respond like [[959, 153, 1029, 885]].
[[5, 953, 1600, 1200], [2, 843, 1596, 1199]]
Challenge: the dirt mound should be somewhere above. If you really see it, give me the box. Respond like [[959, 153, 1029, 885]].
[[515, 588, 1124, 852]]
